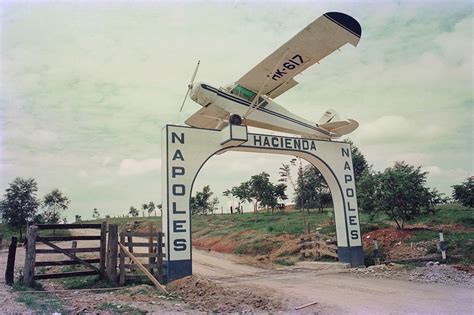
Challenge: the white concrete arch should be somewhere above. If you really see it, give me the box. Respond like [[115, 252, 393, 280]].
[[162, 124, 363, 282]]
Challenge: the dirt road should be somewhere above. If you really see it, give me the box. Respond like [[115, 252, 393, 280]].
[[192, 248, 473, 314], [73, 228, 473, 314], [4, 229, 471, 314]]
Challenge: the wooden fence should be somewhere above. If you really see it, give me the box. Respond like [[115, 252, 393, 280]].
[[23, 223, 107, 285], [299, 232, 338, 260], [118, 224, 164, 285]]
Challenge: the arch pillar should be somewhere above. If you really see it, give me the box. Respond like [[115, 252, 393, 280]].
[[161, 124, 363, 283]]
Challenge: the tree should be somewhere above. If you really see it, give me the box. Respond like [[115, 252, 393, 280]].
[[248, 172, 275, 221], [191, 185, 215, 215], [148, 201, 156, 216], [279, 159, 297, 191], [344, 139, 369, 182], [356, 169, 379, 220], [452, 177, 473, 207], [223, 189, 234, 214], [261, 182, 288, 212], [231, 182, 252, 214], [301, 166, 331, 212], [92, 208, 100, 220], [209, 197, 219, 215], [0, 200, 5, 223], [42, 189, 70, 223], [375, 161, 441, 229], [281, 158, 308, 213], [75, 214, 82, 222], [1, 177, 40, 239], [129, 206, 139, 217], [141, 203, 148, 217], [157, 204, 162, 216]]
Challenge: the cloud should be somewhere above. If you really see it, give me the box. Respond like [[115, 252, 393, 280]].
[[77, 170, 88, 178], [1, 1, 472, 219], [34, 129, 58, 145], [355, 115, 441, 143], [117, 158, 161, 176], [422, 165, 469, 179]]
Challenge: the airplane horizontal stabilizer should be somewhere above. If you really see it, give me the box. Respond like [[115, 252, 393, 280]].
[[320, 118, 359, 136]]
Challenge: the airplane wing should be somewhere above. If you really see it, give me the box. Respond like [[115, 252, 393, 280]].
[[184, 104, 229, 129], [235, 12, 361, 99]]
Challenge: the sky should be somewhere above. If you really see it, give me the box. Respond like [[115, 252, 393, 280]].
[[1, 0, 472, 220]]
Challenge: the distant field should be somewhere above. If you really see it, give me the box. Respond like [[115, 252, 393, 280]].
[[2, 204, 471, 266], [84, 204, 473, 266], [0, 224, 71, 247]]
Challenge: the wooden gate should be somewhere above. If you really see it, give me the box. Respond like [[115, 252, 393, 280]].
[[299, 232, 338, 260], [118, 224, 164, 285], [23, 223, 107, 285]]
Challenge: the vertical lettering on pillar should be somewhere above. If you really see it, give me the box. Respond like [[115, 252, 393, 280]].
[[341, 146, 362, 246], [167, 130, 190, 261]]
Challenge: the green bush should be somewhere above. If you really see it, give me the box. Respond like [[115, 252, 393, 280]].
[[274, 258, 294, 266], [234, 238, 281, 255]]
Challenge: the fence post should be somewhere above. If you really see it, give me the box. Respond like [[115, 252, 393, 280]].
[[106, 224, 118, 285], [71, 241, 78, 254], [314, 234, 320, 260], [99, 221, 107, 279], [23, 225, 37, 286], [439, 232, 446, 261], [119, 231, 125, 286], [5, 237, 18, 285], [373, 240, 380, 265], [157, 231, 163, 283], [148, 223, 154, 273]]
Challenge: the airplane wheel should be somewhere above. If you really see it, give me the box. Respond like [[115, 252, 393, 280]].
[[229, 114, 242, 125]]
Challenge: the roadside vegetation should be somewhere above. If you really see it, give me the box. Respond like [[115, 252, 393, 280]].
[[1, 142, 471, 267], [13, 283, 67, 314], [79, 142, 471, 267], [85, 202, 472, 267]]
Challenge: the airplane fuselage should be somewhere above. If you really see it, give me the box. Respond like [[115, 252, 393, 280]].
[[190, 83, 334, 140]]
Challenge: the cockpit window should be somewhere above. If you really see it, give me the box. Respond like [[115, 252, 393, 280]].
[[230, 84, 256, 102]]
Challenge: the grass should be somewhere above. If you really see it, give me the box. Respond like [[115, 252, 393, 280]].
[[411, 204, 474, 227], [192, 210, 333, 237], [13, 283, 67, 314], [0, 223, 18, 247], [98, 303, 146, 314], [89, 216, 162, 228], [84, 204, 473, 265], [59, 275, 106, 289], [234, 237, 282, 255], [37, 228, 71, 238], [193, 210, 332, 261], [399, 204, 474, 265], [55, 265, 114, 289], [274, 258, 295, 266], [0, 223, 71, 248]]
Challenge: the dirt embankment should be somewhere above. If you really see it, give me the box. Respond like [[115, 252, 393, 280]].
[[169, 275, 283, 313]]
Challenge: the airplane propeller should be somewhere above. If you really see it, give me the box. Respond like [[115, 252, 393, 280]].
[[179, 60, 200, 112]]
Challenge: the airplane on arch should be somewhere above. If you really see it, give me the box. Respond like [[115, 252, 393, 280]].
[[180, 12, 362, 141]]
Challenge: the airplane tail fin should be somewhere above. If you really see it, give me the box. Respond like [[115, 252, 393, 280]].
[[318, 109, 340, 124], [319, 109, 359, 137]]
